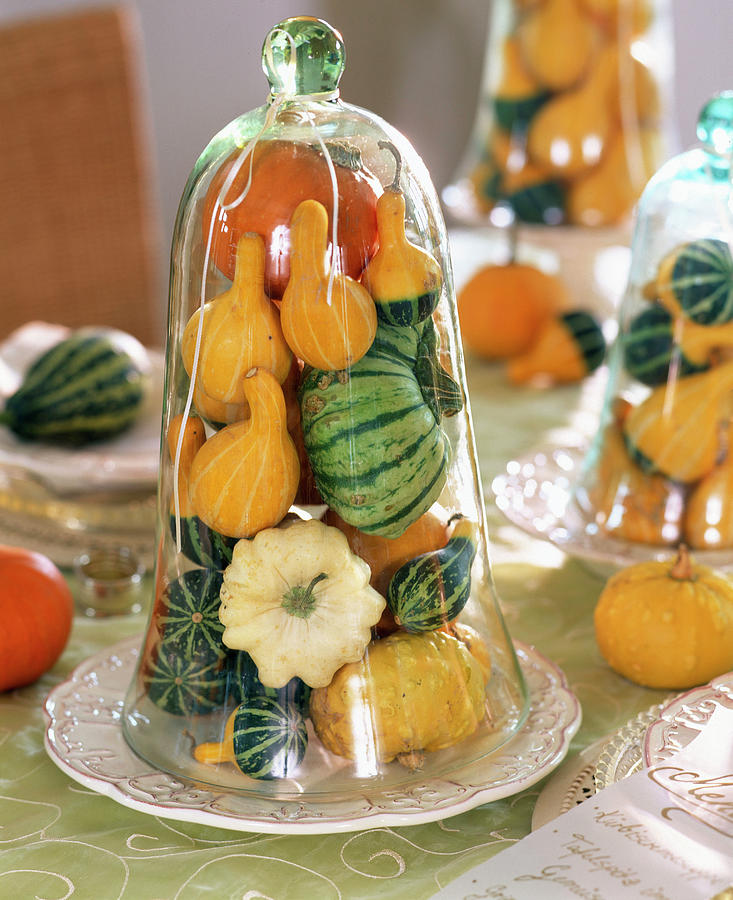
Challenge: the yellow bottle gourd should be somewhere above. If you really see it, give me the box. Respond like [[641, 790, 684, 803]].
[[623, 360, 733, 483], [181, 233, 292, 404], [684, 422, 733, 549], [517, 0, 596, 92], [527, 42, 619, 178], [579, 0, 653, 37], [361, 142, 442, 327], [280, 199, 377, 370], [309, 630, 486, 769], [188, 367, 300, 538], [166, 413, 206, 517], [594, 545, 733, 689]]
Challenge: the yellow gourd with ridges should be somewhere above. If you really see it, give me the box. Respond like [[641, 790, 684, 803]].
[[594, 545, 733, 689], [527, 42, 618, 177], [623, 360, 733, 483], [684, 422, 733, 549], [309, 630, 485, 768], [361, 143, 442, 327], [281, 199, 377, 370], [166, 413, 206, 517], [189, 367, 299, 538], [181, 233, 292, 403], [517, 0, 596, 92]]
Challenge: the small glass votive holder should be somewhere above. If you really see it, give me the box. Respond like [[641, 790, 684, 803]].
[[73, 546, 145, 617]]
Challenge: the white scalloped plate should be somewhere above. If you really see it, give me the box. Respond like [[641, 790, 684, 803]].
[[44, 636, 581, 835], [491, 442, 733, 577]]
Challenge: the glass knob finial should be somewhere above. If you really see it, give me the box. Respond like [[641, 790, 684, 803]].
[[697, 91, 733, 156], [262, 17, 345, 97]]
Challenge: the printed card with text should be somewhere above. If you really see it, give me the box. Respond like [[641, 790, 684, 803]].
[[434, 704, 733, 900]]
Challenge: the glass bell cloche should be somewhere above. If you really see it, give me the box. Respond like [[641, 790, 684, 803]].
[[443, 0, 674, 311], [575, 92, 733, 560], [122, 16, 528, 796]]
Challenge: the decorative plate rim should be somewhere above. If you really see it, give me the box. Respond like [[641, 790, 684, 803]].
[[491, 441, 733, 573], [44, 636, 581, 835]]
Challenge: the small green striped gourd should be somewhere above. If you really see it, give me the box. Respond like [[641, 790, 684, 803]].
[[144, 647, 228, 716], [157, 569, 225, 656], [507, 179, 566, 226], [561, 311, 606, 372], [299, 320, 461, 538], [232, 695, 308, 780], [224, 649, 310, 714], [387, 517, 478, 632], [659, 238, 733, 325], [169, 514, 239, 571], [0, 332, 146, 445], [622, 305, 708, 386]]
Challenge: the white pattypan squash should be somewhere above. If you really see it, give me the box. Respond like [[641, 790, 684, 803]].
[[219, 518, 386, 688]]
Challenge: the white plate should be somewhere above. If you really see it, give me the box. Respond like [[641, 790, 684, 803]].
[[0, 322, 163, 493], [44, 636, 581, 835], [491, 441, 733, 578], [643, 673, 733, 766]]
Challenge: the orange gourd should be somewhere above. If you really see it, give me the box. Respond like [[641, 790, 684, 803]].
[[684, 423, 733, 550], [166, 413, 206, 517], [0, 546, 74, 691], [188, 367, 300, 538], [181, 232, 292, 404], [280, 199, 377, 370], [517, 0, 596, 92]]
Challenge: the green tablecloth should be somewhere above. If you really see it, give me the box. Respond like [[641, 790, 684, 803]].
[[0, 363, 671, 900]]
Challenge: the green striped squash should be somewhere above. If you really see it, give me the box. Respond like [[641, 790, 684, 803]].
[[494, 91, 550, 133], [387, 517, 478, 632], [169, 514, 239, 571], [665, 238, 733, 325], [0, 332, 147, 445], [299, 321, 456, 538], [158, 569, 225, 656], [507, 179, 565, 226], [561, 310, 606, 373], [144, 647, 228, 716], [622, 305, 708, 386], [224, 650, 310, 714], [231, 695, 308, 780]]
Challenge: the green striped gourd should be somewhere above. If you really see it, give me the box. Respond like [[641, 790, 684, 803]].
[[224, 649, 310, 714], [169, 515, 239, 571], [232, 695, 308, 779], [507, 179, 566, 226], [1, 332, 147, 445], [387, 517, 478, 632], [299, 320, 462, 538], [144, 647, 228, 716], [508, 309, 606, 384], [157, 569, 225, 656], [622, 305, 708, 386], [659, 238, 733, 325]]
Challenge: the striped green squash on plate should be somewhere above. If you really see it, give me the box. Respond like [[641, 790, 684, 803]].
[[387, 517, 478, 632], [158, 568, 225, 656], [231, 695, 308, 780], [224, 649, 310, 714], [622, 305, 708, 386], [144, 646, 228, 716], [0, 332, 147, 445], [169, 514, 239, 571], [662, 238, 733, 325]]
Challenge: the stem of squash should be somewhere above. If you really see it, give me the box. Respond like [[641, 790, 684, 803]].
[[669, 544, 694, 581], [378, 140, 402, 192], [282, 572, 329, 619]]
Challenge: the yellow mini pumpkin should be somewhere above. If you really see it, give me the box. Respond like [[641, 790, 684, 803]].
[[309, 630, 486, 769], [594, 545, 733, 689]]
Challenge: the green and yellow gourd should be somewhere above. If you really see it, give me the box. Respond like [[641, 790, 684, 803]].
[[507, 310, 606, 384], [387, 517, 478, 632], [360, 142, 442, 327], [492, 35, 550, 132], [224, 649, 310, 714], [622, 305, 709, 386], [623, 359, 733, 483], [299, 319, 462, 538], [194, 696, 308, 780], [0, 331, 148, 445], [656, 239, 733, 325]]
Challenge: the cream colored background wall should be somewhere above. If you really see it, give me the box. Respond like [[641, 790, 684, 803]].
[[3, 0, 732, 304]]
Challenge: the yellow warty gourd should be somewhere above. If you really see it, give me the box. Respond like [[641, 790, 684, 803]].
[[181, 233, 292, 404], [188, 367, 299, 538]]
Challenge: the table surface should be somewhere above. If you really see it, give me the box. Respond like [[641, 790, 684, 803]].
[[0, 360, 673, 900]]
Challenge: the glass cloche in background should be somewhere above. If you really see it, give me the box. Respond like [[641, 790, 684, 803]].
[[575, 92, 733, 563], [443, 0, 675, 315], [122, 16, 530, 803]]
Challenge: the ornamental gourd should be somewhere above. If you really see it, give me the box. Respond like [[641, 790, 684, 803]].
[[360, 142, 442, 327], [594, 545, 733, 689], [507, 310, 606, 385], [309, 630, 486, 769], [623, 360, 733, 483], [517, 0, 595, 92], [189, 367, 300, 538], [219, 519, 385, 688], [280, 199, 377, 370], [0, 546, 74, 691], [655, 239, 733, 325], [387, 517, 479, 632], [181, 232, 292, 405], [299, 320, 461, 537], [684, 423, 733, 550], [492, 35, 549, 132]]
